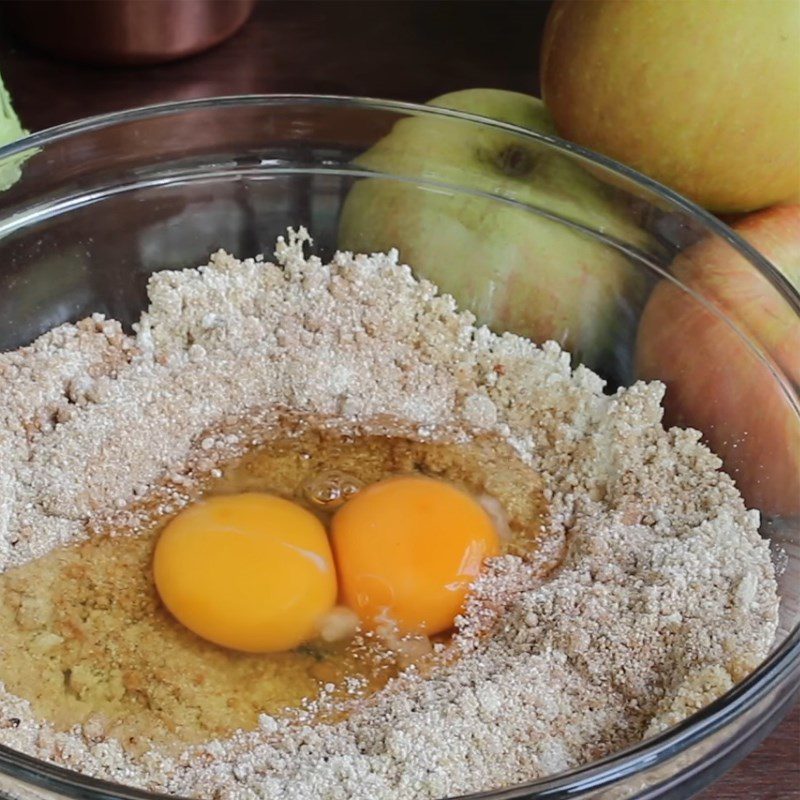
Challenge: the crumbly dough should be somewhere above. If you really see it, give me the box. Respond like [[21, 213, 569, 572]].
[[0, 229, 779, 799]]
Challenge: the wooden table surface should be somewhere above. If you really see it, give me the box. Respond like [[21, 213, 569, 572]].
[[0, 2, 797, 798]]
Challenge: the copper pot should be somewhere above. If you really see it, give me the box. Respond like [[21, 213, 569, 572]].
[[3, 0, 257, 66]]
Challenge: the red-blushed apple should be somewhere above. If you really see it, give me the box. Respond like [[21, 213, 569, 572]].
[[338, 89, 651, 376], [635, 206, 800, 517], [541, 0, 800, 213]]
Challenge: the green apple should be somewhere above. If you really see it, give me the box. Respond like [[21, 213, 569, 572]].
[[0, 69, 28, 190], [636, 205, 800, 517], [541, 0, 800, 213], [338, 89, 651, 375]]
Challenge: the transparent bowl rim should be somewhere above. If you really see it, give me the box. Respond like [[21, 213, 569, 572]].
[[1, 93, 798, 314], [0, 93, 797, 800]]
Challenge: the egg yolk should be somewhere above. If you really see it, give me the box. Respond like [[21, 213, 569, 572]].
[[331, 476, 500, 636], [153, 493, 336, 653]]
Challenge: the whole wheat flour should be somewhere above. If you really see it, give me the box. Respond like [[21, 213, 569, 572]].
[[0, 229, 779, 799]]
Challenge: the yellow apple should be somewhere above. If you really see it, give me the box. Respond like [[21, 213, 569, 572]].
[[338, 88, 651, 375], [635, 205, 800, 517], [541, 0, 800, 213]]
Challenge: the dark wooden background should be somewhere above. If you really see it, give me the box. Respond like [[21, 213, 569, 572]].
[[0, 2, 797, 798]]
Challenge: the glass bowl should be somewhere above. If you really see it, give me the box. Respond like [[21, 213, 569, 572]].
[[0, 95, 796, 800]]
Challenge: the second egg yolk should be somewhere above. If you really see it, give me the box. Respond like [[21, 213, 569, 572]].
[[153, 493, 336, 653], [331, 476, 500, 636]]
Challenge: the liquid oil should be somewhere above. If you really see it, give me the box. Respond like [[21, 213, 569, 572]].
[[0, 427, 547, 750]]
